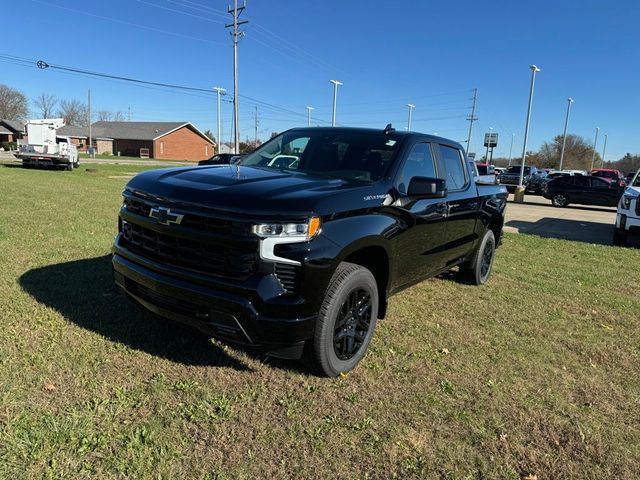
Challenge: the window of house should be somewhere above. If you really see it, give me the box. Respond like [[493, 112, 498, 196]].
[[438, 144, 468, 191], [160, 141, 164, 155], [397, 143, 436, 194], [205, 145, 208, 156]]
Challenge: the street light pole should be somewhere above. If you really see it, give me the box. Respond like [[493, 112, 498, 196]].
[[518, 64, 541, 191], [558, 97, 574, 171], [590, 127, 600, 171], [508, 133, 515, 166], [406, 103, 415, 131], [329, 79, 342, 127], [306, 106, 314, 127], [213, 87, 226, 154], [601, 133, 608, 167]]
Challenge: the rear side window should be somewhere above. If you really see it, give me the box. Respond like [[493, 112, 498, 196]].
[[398, 143, 436, 194], [590, 177, 610, 188], [437, 144, 467, 191]]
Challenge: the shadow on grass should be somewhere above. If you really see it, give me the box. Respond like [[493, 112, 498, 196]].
[[19, 255, 251, 371], [505, 217, 630, 246]]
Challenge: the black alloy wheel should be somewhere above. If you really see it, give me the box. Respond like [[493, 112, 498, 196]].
[[333, 288, 373, 361]]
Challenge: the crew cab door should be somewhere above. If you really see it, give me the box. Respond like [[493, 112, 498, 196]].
[[435, 144, 479, 265], [589, 176, 622, 206], [391, 141, 449, 286]]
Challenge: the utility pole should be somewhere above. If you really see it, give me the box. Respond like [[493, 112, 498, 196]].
[[601, 133, 608, 167], [127, 106, 131, 121], [590, 127, 600, 171], [87, 89, 92, 158], [329, 79, 342, 126], [253, 106, 259, 146], [558, 97, 574, 171], [508, 133, 515, 166], [213, 87, 226, 153], [226, 0, 247, 154], [466, 88, 478, 155], [306, 106, 314, 127], [406, 103, 415, 131], [517, 64, 541, 193]]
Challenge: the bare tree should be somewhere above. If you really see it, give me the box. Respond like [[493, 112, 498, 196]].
[[97, 110, 126, 122], [0, 84, 28, 120], [33, 93, 58, 118], [57, 99, 90, 126], [97, 110, 112, 121]]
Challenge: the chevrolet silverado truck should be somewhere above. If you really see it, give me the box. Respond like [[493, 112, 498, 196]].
[[614, 168, 640, 245], [112, 126, 507, 376]]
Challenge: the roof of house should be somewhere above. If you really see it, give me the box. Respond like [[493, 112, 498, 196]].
[[0, 126, 13, 135], [57, 125, 88, 138], [57, 121, 215, 144], [0, 119, 25, 133]]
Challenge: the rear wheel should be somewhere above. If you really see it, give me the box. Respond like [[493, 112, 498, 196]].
[[309, 262, 378, 377], [551, 193, 569, 207], [459, 230, 496, 285]]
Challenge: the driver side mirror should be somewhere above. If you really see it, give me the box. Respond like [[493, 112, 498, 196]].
[[407, 177, 447, 198]]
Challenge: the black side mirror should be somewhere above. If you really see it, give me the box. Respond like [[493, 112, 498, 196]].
[[407, 177, 447, 198]]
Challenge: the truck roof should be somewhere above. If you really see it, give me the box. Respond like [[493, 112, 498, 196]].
[[285, 126, 465, 150]]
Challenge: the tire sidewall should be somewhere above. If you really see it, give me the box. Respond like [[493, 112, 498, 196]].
[[316, 266, 378, 376], [474, 230, 496, 285]]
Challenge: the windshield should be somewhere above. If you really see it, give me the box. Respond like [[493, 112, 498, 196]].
[[633, 170, 640, 187], [239, 129, 402, 182], [505, 166, 531, 174], [592, 170, 616, 178]]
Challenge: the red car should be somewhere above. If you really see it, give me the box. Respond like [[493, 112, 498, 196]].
[[591, 169, 626, 187]]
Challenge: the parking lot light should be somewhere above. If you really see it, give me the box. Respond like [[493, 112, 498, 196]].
[[515, 64, 540, 203], [558, 97, 574, 171]]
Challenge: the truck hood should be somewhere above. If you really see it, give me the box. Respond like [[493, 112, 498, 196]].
[[125, 165, 387, 216], [624, 185, 640, 197]]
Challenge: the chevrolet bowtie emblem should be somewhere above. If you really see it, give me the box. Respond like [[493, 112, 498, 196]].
[[149, 207, 184, 226]]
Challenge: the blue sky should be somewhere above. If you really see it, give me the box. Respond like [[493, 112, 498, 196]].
[[3, 0, 639, 160]]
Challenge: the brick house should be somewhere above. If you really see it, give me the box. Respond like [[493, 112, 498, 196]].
[[57, 121, 215, 161], [0, 119, 25, 145]]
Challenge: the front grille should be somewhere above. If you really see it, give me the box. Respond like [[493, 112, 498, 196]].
[[121, 221, 257, 280], [274, 263, 301, 295]]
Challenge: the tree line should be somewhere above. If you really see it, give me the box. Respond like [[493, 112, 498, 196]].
[[0, 83, 127, 127]]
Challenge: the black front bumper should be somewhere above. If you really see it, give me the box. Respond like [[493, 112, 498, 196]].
[[112, 251, 317, 360]]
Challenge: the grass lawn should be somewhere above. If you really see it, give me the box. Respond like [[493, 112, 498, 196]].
[[1, 163, 639, 479]]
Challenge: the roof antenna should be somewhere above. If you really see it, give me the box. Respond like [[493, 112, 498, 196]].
[[384, 123, 395, 135]]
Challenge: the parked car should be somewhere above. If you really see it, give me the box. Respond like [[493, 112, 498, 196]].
[[499, 165, 544, 193], [542, 175, 626, 207], [475, 163, 494, 175], [591, 169, 626, 188], [614, 169, 640, 245], [112, 126, 508, 376], [198, 153, 243, 166]]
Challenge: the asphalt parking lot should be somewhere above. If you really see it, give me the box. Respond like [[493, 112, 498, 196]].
[[504, 194, 618, 245]]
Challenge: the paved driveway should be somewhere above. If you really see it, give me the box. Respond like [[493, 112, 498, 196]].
[[504, 194, 618, 245]]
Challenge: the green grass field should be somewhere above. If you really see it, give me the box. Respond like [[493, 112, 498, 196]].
[[1, 163, 639, 479]]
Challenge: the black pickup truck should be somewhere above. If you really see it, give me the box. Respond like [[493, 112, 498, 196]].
[[112, 126, 507, 376]]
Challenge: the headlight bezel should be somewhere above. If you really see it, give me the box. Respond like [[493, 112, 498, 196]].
[[251, 217, 321, 241], [621, 195, 634, 210]]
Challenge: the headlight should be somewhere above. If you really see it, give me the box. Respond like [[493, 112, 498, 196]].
[[252, 217, 321, 240], [621, 196, 633, 210]]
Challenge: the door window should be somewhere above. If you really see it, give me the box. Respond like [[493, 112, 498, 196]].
[[589, 177, 610, 188], [397, 143, 436, 194], [438, 144, 468, 191]]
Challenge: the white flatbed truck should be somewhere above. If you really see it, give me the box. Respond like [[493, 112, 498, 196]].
[[17, 119, 79, 170]]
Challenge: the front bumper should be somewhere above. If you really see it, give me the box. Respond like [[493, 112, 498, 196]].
[[616, 212, 640, 235], [112, 246, 319, 359]]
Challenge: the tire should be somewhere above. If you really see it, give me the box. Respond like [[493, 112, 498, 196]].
[[613, 228, 627, 246], [551, 193, 569, 207], [309, 262, 379, 377], [459, 229, 496, 286], [65, 163, 73, 171]]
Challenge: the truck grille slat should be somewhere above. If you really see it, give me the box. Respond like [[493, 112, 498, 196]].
[[274, 263, 301, 295]]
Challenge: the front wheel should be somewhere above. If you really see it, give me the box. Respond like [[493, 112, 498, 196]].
[[551, 193, 569, 207], [459, 229, 496, 285], [309, 262, 379, 377]]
